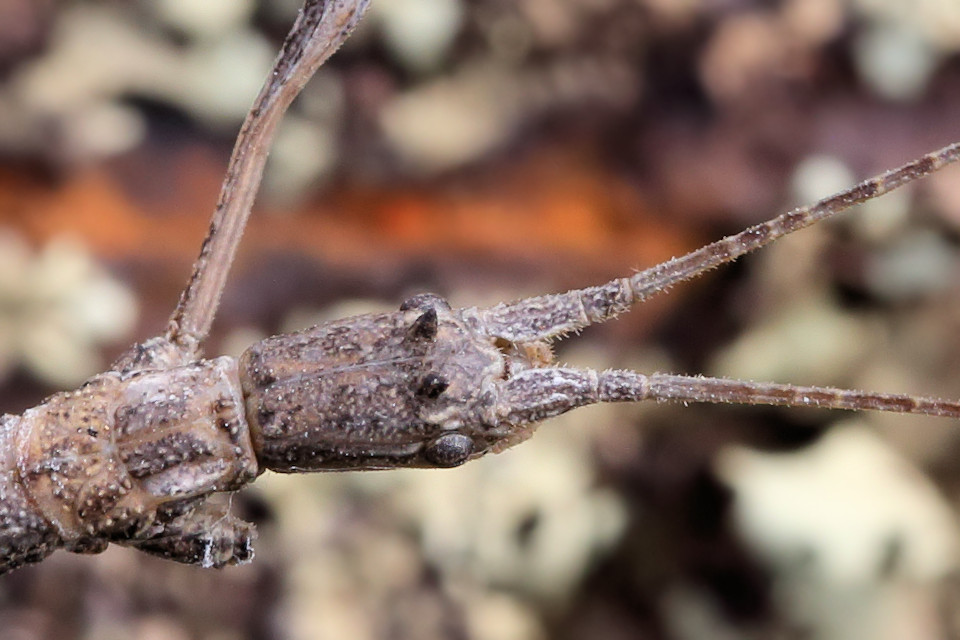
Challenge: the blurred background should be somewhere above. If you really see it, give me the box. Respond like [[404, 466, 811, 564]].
[[3, 0, 960, 638]]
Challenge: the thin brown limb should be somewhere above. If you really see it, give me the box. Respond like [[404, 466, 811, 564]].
[[166, 0, 372, 357], [476, 142, 960, 343]]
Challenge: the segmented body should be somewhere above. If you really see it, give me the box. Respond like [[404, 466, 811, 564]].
[[0, 357, 259, 574], [5, 272, 960, 574], [4, 0, 960, 577], [0, 414, 62, 572], [0, 297, 517, 572]]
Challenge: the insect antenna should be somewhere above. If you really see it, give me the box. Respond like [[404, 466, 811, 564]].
[[475, 142, 960, 344], [494, 370, 960, 430]]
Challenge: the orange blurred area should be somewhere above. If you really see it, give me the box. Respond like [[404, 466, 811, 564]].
[[0, 147, 699, 272]]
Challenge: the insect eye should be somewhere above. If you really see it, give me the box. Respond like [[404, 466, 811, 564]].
[[424, 433, 474, 467], [417, 373, 449, 399]]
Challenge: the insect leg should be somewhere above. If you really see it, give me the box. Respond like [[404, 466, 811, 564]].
[[165, 0, 372, 358], [126, 501, 256, 569]]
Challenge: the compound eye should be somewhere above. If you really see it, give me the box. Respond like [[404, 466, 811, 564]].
[[424, 433, 474, 467]]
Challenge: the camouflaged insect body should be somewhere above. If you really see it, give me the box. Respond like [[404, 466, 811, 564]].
[[0, 357, 258, 573], [0, 291, 654, 572], [0, 298, 498, 570], [5, 0, 960, 576]]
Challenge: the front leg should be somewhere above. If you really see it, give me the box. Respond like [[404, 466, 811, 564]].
[[166, 0, 372, 356], [128, 501, 256, 569]]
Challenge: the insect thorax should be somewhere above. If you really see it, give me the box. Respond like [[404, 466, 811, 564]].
[[14, 358, 257, 541]]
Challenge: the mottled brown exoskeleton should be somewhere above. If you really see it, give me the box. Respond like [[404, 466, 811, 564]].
[[2, 0, 960, 574]]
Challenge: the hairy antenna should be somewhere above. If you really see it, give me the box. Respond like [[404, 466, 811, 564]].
[[475, 142, 960, 343], [495, 370, 960, 430]]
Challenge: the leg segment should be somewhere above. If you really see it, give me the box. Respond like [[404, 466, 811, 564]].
[[166, 0, 372, 358], [127, 501, 256, 569]]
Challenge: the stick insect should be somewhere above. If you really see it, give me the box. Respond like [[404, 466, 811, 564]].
[[2, 0, 960, 575]]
